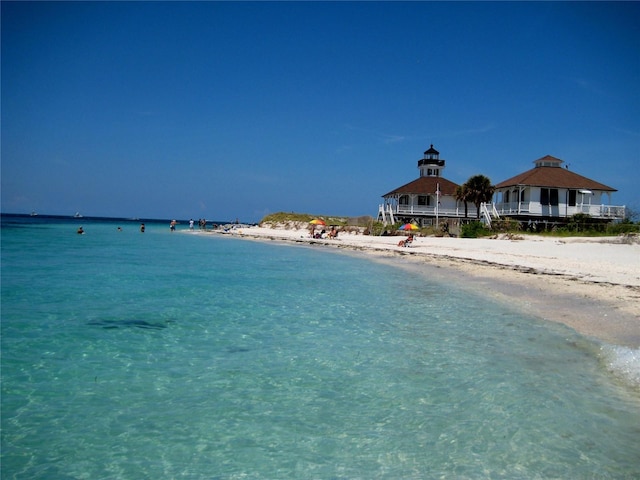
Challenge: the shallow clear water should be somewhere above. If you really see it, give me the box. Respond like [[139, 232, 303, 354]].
[[2, 216, 639, 479]]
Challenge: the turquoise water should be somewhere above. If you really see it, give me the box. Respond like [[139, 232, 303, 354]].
[[2, 215, 639, 479]]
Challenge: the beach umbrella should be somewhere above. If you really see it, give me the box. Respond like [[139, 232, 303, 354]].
[[310, 219, 326, 225], [400, 223, 419, 231]]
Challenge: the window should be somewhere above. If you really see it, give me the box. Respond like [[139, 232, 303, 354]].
[[542, 188, 559, 206], [568, 190, 577, 206], [418, 196, 427, 206], [540, 188, 549, 206], [399, 195, 409, 205], [504, 190, 510, 203]]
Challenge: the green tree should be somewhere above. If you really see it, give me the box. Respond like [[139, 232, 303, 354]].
[[463, 175, 495, 219]]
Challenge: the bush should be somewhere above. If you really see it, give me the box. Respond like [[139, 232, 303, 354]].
[[606, 220, 640, 235], [564, 213, 604, 233], [461, 221, 491, 238], [368, 221, 387, 236], [490, 217, 521, 233]]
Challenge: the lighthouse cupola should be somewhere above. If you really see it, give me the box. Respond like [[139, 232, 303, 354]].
[[417, 144, 445, 177]]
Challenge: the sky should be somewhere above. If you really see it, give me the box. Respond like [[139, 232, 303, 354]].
[[2, 1, 639, 222]]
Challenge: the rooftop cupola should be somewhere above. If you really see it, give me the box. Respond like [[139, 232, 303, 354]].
[[417, 144, 446, 177], [534, 155, 564, 168]]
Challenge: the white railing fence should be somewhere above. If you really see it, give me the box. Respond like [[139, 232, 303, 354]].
[[380, 202, 626, 224]]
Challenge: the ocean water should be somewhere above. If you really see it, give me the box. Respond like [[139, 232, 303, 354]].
[[2, 215, 639, 479]]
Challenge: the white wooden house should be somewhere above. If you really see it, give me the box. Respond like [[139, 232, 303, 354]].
[[491, 155, 625, 224], [379, 146, 464, 226]]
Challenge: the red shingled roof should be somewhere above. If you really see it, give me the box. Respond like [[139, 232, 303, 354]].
[[382, 177, 459, 197], [495, 162, 616, 192]]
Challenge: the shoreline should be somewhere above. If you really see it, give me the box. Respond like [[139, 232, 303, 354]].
[[200, 226, 640, 348]]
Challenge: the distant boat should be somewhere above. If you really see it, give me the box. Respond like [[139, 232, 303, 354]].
[[30, 211, 38, 216], [74, 212, 83, 218]]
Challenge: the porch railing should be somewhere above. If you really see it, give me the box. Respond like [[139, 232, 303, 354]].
[[382, 202, 626, 221], [393, 205, 473, 218], [492, 202, 626, 219]]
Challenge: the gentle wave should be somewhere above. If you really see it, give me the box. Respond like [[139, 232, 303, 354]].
[[600, 344, 640, 388]]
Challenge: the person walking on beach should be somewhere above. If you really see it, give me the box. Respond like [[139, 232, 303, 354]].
[[189, 219, 194, 230]]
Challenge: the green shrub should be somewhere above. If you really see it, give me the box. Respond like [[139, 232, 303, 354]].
[[606, 220, 640, 235], [368, 221, 387, 236], [490, 217, 521, 233], [461, 221, 491, 238]]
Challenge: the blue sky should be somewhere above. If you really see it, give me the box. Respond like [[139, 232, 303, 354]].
[[2, 1, 639, 222]]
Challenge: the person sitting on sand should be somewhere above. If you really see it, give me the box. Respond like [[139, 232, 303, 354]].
[[398, 234, 414, 247], [405, 234, 414, 246], [328, 227, 338, 239]]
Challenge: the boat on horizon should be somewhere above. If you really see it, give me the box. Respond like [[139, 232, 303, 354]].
[[73, 212, 83, 218]]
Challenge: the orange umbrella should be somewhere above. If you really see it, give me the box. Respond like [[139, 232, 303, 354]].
[[310, 219, 326, 225]]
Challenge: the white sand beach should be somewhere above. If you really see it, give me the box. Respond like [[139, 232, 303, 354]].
[[208, 226, 640, 347]]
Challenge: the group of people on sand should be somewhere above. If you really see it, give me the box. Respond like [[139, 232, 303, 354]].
[[310, 226, 339, 240]]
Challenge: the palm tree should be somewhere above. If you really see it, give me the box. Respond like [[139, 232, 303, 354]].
[[463, 175, 495, 219], [455, 184, 471, 218]]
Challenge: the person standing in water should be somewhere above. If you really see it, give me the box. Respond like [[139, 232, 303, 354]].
[[140, 223, 145, 233]]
